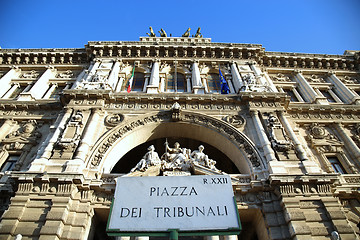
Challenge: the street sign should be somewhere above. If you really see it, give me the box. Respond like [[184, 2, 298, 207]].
[[107, 175, 241, 235]]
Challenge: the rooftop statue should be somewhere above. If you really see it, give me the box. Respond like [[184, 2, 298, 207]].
[[146, 26, 156, 37], [158, 28, 167, 37], [194, 27, 203, 38], [182, 28, 191, 37]]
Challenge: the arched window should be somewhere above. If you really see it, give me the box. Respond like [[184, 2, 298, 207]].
[[207, 73, 220, 93], [165, 72, 186, 92]]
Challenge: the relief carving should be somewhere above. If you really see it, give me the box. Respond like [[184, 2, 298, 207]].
[[0, 120, 42, 170], [267, 114, 293, 156], [21, 70, 40, 79], [223, 115, 245, 128], [105, 114, 124, 127], [56, 70, 74, 78], [54, 110, 83, 158], [305, 74, 326, 83]]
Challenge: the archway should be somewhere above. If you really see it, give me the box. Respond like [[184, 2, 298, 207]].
[[88, 110, 265, 175]]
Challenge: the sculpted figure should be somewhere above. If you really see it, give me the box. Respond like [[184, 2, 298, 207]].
[[182, 28, 191, 37], [194, 27, 203, 38], [158, 28, 167, 37], [130, 145, 161, 172], [162, 142, 191, 171], [146, 26, 156, 37], [191, 145, 219, 171]]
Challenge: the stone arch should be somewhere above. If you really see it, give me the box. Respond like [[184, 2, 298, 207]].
[[87, 110, 266, 175]]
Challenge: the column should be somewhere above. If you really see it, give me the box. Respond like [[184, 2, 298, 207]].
[[84, 60, 101, 82], [327, 73, 360, 104], [116, 76, 125, 92], [18, 66, 57, 100], [227, 76, 235, 93], [291, 87, 305, 102], [251, 111, 277, 163], [73, 109, 102, 163], [278, 112, 322, 173], [191, 61, 205, 94], [108, 60, 121, 90], [147, 60, 160, 93], [71, 69, 87, 89], [186, 75, 192, 93], [230, 62, 243, 93], [292, 71, 319, 103], [0, 66, 21, 98], [143, 75, 150, 92], [42, 83, 57, 99], [2, 83, 20, 99], [29, 109, 73, 172], [250, 63, 277, 92], [334, 123, 360, 169], [251, 111, 289, 174]]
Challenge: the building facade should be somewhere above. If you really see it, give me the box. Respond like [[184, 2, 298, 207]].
[[0, 35, 359, 240]]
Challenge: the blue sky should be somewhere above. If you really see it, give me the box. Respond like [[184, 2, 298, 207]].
[[0, 0, 359, 55]]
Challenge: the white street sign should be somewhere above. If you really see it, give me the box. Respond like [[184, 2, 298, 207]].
[[108, 175, 240, 232]]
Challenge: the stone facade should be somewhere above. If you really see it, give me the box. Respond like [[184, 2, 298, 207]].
[[0, 36, 359, 240]]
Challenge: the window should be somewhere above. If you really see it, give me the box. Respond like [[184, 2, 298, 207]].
[[328, 156, 346, 174], [8, 85, 26, 99], [165, 72, 186, 92], [206, 73, 221, 93], [49, 85, 65, 99], [320, 90, 337, 103], [1, 155, 19, 172], [284, 89, 299, 102], [122, 72, 145, 92]]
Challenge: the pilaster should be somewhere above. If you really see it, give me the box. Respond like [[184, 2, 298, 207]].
[[327, 73, 360, 104], [72, 108, 103, 171], [230, 62, 243, 93], [147, 60, 160, 93], [0, 66, 21, 98], [292, 71, 319, 103], [191, 61, 205, 94], [250, 111, 283, 174]]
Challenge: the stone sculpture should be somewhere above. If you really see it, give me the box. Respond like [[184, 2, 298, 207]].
[[130, 141, 220, 174], [182, 28, 191, 37], [158, 28, 167, 37], [130, 145, 161, 172], [194, 27, 203, 38], [146, 26, 156, 37]]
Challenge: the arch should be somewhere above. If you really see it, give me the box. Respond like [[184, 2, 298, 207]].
[[88, 110, 266, 175]]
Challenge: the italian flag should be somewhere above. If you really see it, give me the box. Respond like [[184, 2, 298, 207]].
[[127, 65, 135, 93]]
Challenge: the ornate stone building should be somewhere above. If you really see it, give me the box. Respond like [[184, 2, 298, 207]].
[[0, 34, 359, 240]]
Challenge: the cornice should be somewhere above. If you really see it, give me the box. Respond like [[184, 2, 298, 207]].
[[1, 40, 358, 71], [0, 99, 62, 111]]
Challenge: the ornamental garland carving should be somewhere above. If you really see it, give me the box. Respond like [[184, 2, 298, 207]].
[[90, 111, 263, 169]]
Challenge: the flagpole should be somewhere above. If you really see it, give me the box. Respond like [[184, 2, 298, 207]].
[[174, 60, 177, 93]]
